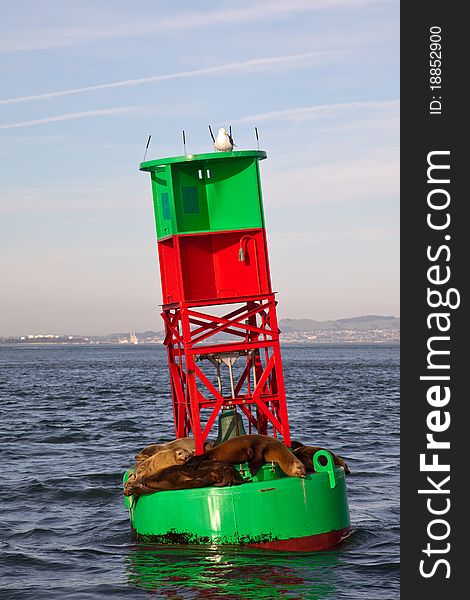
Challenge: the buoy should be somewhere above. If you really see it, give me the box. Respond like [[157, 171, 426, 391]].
[[124, 148, 350, 551]]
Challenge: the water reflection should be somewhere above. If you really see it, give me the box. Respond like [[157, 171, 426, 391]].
[[126, 543, 340, 598]]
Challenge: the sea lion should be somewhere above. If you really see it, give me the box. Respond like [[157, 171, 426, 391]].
[[135, 438, 214, 464], [293, 445, 351, 475], [186, 434, 306, 479], [135, 437, 196, 464], [131, 447, 192, 482], [124, 460, 243, 496]]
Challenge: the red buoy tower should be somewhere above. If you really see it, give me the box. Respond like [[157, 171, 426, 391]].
[[140, 150, 291, 454]]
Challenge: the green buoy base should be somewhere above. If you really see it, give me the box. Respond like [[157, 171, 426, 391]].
[[123, 461, 350, 553]]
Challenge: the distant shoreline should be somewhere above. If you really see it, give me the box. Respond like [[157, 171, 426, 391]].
[[0, 316, 400, 346], [0, 341, 400, 348]]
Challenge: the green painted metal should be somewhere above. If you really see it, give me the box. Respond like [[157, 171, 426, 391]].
[[313, 449, 337, 489], [140, 151, 268, 239], [214, 408, 247, 445], [140, 150, 267, 169], [123, 464, 350, 546]]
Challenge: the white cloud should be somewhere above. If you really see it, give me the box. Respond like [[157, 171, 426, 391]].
[[0, 180, 146, 215], [269, 225, 398, 246], [0, 0, 395, 53], [231, 100, 399, 124], [263, 153, 399, 208]]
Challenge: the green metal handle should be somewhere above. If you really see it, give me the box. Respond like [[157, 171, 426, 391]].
[[313, 450, 337, 489]]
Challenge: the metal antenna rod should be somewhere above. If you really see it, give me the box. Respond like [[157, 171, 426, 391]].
[[229, 125, 236, 148], [227, 361, 236, 400], [252, 350, 258, 388], [254, 126, 259, 150], [143, 134, 151, 161], [182, 130, 187, 155], [216, 361, 222, 394], [208, 125, 215, 143]]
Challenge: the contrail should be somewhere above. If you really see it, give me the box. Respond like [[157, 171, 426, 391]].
[[0, 52, 332, 106], [0, 100, 399, 131], [231, 100, 400, 123], [0, 107, 138, 130]]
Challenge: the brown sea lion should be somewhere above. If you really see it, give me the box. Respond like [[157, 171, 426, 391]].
[[135, 437, 196, 464], [124, 460, 243, 496], [293, 445, 351, 475], [131, 447, 192, 481], [135, 438, 214, 464], [186, 434, 306, 479]]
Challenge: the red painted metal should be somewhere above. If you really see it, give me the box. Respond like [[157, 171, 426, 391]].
[[156, 207, 290, 452], [247, 527, 351, 552], [157, 228, 272, 304], [162, 293, 291, 454]]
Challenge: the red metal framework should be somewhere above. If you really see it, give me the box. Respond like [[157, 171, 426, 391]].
[[162, 293, 291, 454]]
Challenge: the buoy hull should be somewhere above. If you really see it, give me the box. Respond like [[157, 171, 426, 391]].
[[124, 465, 350, 552]]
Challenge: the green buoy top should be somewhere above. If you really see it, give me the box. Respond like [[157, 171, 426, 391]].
[[140, 149, 268, 239], [140, 150, 267, 171]]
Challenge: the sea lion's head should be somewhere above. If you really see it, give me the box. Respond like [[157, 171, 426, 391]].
[[291, 457, 306, 478], [126, 472, 137, 484], [134, 447, 191, 478], [175, 448, 191, 464], [124, 479, 147, 496]]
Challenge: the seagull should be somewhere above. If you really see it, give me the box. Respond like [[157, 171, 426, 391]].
[[214, 128, 235, 152]]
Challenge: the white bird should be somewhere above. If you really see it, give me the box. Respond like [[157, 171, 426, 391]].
[[214, 128, 235, 152]]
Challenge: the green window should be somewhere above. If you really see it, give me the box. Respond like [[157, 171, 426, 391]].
[[182, 186, 199, 214], [161, 192, 171, 220]]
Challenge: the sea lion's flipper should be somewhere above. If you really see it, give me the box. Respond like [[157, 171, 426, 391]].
[[185, 453, 208, 469], [231, 478, 246, 486], [248, 460, 262, 478], [124, 480, 154, 496], [213, 476, 243, 487], [211, 464, 245, 487], [336, 455, 351, 475], [166, 475, 214, 490]]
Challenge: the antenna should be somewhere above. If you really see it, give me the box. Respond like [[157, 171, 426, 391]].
[[143, 134, 151, 161], [208, 125, 215, 143], [182, 130, 187, 155], [229, 125, 236, 148], [254, 126, 259, 150]]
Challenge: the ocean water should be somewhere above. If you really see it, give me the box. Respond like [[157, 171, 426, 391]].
[[0, 344, 399, 599]]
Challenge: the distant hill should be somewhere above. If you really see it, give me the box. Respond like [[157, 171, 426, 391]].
[[99, 317, 400, 340], [280, 315, 400, 332]]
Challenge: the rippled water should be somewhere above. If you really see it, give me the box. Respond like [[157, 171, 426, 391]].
[[0, 344, 399, 599]]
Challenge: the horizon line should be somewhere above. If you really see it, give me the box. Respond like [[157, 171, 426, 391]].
[[0, 314, 400, 338]]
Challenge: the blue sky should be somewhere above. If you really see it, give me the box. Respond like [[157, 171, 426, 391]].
[[0, 0, 399, 336]]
